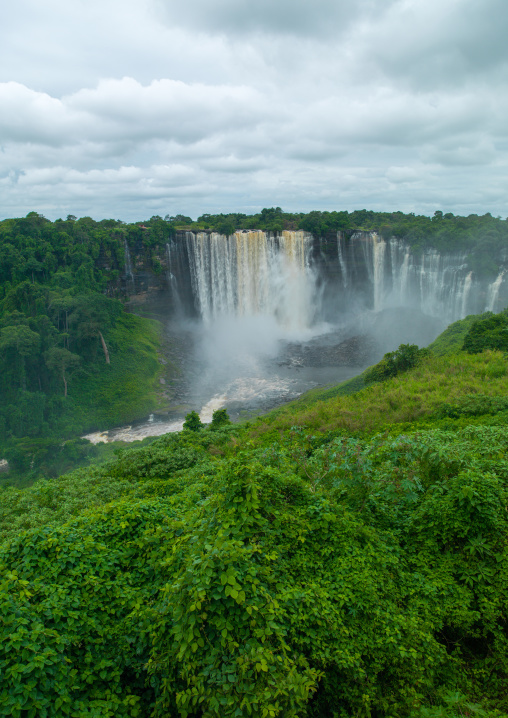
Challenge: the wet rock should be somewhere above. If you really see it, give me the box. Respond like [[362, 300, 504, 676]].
[[281, 334, 377, 368]]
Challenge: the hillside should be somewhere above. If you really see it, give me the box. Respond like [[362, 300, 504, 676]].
[[1, 312, 508, 717]]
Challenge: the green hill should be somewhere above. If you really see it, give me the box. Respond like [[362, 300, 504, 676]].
[[2, 311, 508, 717]]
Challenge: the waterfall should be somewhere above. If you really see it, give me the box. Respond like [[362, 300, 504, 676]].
[[372, 234, 386, 312], [460, 271, 473, 318], [166, 242, 182, 313], [399, 248, 411, 304], [337, 233, 349, 288], [352, 233, 481, 321], [486, 271, 505, 312], [123, 239, 135, 294], [184, 230, 316, 331], [169, 229, 505, 330]]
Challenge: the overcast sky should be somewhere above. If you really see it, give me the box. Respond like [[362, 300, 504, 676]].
[[1, 0, 507, 221]]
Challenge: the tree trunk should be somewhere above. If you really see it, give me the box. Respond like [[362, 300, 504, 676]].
[[62, 368, 68, 397], [98, 331, 110, 364]]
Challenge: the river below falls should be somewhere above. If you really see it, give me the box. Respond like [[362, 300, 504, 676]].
[[83, 307, 443, 444], [83, 362, 362, 444]]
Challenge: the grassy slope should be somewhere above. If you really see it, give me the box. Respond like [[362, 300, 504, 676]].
[[3, 336, 507, 540], [2, 343, 508, 716], [0, 313, 168, 488], [266, 312, 483, 419], [248, 349, 508, 439], [426, 312, 484, 355]]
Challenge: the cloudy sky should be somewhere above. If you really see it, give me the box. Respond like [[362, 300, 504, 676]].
[[1, 0, 507, 221]]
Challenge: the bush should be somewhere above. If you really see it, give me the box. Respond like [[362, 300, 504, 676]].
[[183, 411, 204, 432], [463, 310, 508, 354], [210, 408, 231, 430], [364, 343, 430, 383]]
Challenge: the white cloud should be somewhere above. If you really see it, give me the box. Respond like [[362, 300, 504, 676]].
[[1, 0, 507, 220]]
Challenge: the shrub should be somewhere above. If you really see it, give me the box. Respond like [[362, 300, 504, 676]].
[[210, 408, 232, 430], [463, 310, 508, 353], [364, 343, 430, 383], [183, 411, 204, 432]]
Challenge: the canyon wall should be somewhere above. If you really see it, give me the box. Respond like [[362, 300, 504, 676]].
[[125, 230, 508, 327]]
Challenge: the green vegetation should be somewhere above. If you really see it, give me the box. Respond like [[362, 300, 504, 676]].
[[183, 410, 205, 432], [1, 206, 506, 482], [2, 208, 508, 714], [2, 312, 508, 716], [463, 310, 508, 354], [210, 407, 232, 429], [363, 343, 430, 383], [0, 213, 168, 485], [427, 314, 481, 355]]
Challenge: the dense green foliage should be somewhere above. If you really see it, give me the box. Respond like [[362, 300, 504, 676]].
[[183, 410, 205, 432], [2, 419, 508, 716], [463, 310, 508, 354], [0, 213, 167, 483], [363, 344, 430, 383], [210, 408, 232, 430], [2, 311, 508, 716], [427, 314, 481, 356], [0, 206, 505, 469]]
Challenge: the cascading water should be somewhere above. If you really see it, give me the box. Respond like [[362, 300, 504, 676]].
[[486, 271, 505, 312], [165, 229, 508, 328], [184, 230, 317, 333], [89, 228, 508, 443], [165, 242, 182, 313], [460, 272, 473, 318], [124, 239, 135, 294], [372, 234, 386, 313], [344, 236, 481, 323]]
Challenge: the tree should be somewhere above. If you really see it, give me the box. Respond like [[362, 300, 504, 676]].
[[463, 311, 508, 354], [363, 343, 429, 383], [217, 219, 236, 236], [0, 324, 40, 390], [68, 294, 122, 363], [44, 347, 80, 397], [183, 411, 204, 432], [210, 408, 231, 430]]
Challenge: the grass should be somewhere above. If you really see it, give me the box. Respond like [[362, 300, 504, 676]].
[[248, 350, 508, 440], [426, 313, 483, 355]]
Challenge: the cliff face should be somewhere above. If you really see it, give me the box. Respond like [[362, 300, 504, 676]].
[[116, 230, 508, 324]]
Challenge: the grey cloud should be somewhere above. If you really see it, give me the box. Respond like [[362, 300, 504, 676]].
[[363, 0, 508, 90], [156, 0, 397, 38], [420, 137, 497, 167], [1, 0, 507, 221]]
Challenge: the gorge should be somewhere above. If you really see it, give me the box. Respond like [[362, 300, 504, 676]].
[[99, 227, 508, 441], [2, 210, 507, 453]]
